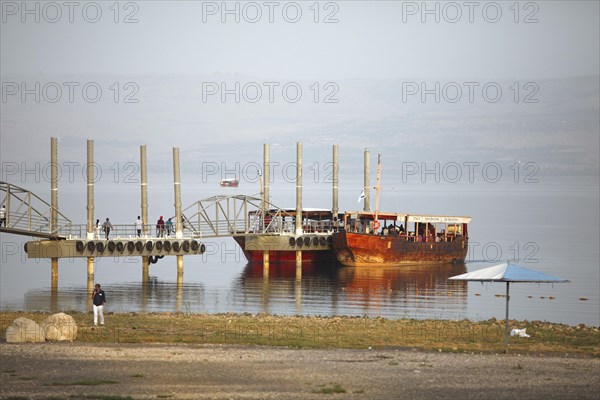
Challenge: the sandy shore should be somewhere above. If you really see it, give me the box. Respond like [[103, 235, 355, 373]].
[[1, 342, 598, 399]]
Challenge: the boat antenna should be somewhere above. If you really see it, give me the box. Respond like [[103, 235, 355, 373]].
[[375, 153, 381, 232]]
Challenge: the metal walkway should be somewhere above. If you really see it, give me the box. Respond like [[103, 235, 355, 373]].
[[181, 195, 297, 239], [1, 184, 330, 241], [0, 181, 72, 239]]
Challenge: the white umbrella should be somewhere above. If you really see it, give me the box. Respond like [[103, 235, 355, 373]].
[[449, 262, 570, 346]]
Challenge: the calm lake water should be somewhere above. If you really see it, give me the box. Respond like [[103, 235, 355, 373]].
[[1, 178, 598, 326]]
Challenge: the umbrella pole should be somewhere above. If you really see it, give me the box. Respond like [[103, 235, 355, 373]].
[[505, 282, 510, 346]]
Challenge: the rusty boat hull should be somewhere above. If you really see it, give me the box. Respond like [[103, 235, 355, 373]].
[[332, 232, 468, 267]]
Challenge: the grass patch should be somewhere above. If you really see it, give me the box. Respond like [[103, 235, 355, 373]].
[[18, 376, 34, 381], [2, 311, 599, 356], [3, 369, 16, 373], [314, 384, 346, 394], [156, 396, 173, 399], [48, 379, 119, 386], [130, 373, 145, 378]]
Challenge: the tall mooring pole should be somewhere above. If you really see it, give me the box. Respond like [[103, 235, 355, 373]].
[[140, 145, 149, 283], [263, 144, 270, 269], [50, 138, 59, 291], [86, 139, 94, 309], [295, 142, 303, 273], [173, 147, 184, 285], [332, 144, 339, 227], [140, 145, 148, 238], [364, 148, 371, 213]]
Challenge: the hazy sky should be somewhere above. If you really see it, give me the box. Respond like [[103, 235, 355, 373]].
[[1, 1, 599, 184], [1, 1, 598, 79]]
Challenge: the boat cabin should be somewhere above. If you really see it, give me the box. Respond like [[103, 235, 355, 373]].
[[249, 208, 341, 234], [342, 211, 470, 243]]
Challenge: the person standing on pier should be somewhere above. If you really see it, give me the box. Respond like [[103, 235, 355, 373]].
[[156, 216, 165, 237], [102, 218, 113, 240], [94, 219, 101, 239], [135, 216, 143, 237], [92, 283, 107, 326], [166, 218, 173, 237]]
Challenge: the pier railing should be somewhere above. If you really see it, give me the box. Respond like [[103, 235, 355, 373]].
[[54, 224, 199, 240], [180, 195, 337, 239], [1, 181, 72, 239]]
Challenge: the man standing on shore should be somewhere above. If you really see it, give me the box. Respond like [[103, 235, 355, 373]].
[[92, 284, 107, 326]]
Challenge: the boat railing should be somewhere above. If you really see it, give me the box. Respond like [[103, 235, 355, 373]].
[[251, 217, 337, 235]]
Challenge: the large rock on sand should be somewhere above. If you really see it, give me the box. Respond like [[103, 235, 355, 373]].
[[41, 313, 78, 341], [5, 317, 45, 343]]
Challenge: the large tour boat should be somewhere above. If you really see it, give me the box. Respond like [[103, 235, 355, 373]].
[[332, 211, 471, 267], [332, 153, 470, 266]]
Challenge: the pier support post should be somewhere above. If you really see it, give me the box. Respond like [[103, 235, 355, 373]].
[[85, 140, 95, 298], [295, 142, 303, 272], [50, 137, 59, 290], [86, 139, 95, 297], [263, 251, 269, 270], [173, 148, 184, 286], [177, 255, 184, 286], [296, 250, 302, 272], [51, 258, 59, 289], [142, 257, 149, 284], [87, 260, 94, 311], [295, 276, 302, 314]]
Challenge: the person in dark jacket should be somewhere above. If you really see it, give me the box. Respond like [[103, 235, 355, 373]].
[[92, 283, 107, 326]]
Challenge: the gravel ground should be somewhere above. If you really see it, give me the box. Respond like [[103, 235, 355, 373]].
[[1, 342, 599, 399]]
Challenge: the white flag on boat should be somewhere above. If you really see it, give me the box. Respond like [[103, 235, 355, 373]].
[[357, 189, 365, 203]]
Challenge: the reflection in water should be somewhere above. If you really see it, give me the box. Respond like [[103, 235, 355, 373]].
[[23, 263, 469, 320], [24, 277, 206, 314], [335, 263, 468, 318], [236, 262, 468, 319]]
